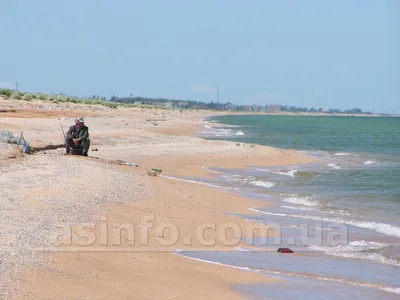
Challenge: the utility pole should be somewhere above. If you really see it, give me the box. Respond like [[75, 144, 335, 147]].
[[216, 84, 219, 104]]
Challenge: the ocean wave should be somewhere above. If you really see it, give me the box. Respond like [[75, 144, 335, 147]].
[[160, 175, 231, 190], [334, 152, 352, 156], [235, 247, 252, 252], [173, 252, 253, 272], [249, 180, 276, 188], [249, 208, 287, 217], [364, 160, 377, 165], [382, 287, 400, 295], [281, 205, 315, 211], [327, 163, 342, 170], [322, 209, 351, 216], [309, 240, 389, 252], [281, 205, 350, 216], [175, 251, 400, 295], [200, 127, 246, 137], [256, 168, 298, 178], [328, 252, 400, 267], [309, 241, 400, 266], [282, 196, 319, 207], [202, 166, 221, 173], [281, 169, 298, 177], [249, 209, 400, 238]]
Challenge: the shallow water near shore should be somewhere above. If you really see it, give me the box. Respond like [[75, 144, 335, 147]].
[[175, 115, 400, 298]]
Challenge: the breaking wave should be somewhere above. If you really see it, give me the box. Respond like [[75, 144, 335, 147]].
[[248, 209, 400, 238], [249, 180, 276, 188], [256, 168, 298, 178], [160, 175, 231, 190], [282, 196, 319, 207], [200, 127, 246, 137], [175, 251, 400, 295], [327, 163, 342, 170], [309, 241, 400, 267], [281, 205, 350, 216], [334, 152, 352, 156]]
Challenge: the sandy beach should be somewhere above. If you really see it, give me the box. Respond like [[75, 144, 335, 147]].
[[0, 98, 316, 299]]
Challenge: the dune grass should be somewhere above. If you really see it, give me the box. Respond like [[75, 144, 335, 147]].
[[0, 88, 167, 110]]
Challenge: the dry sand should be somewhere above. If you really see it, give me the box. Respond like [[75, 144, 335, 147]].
[[0, 98, 315, 299]]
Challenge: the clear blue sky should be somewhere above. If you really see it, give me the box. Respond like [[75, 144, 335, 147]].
[[1, 0, 399, 113]]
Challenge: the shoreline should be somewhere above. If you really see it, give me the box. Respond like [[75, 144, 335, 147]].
[[1, 98, 319, 299]]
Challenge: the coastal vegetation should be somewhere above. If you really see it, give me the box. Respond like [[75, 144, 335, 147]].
[[0, 88, 382, 115]]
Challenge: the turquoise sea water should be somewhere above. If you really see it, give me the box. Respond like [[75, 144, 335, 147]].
[[205, 115, 400, 156], [172, 115, 400, 298], [202, 115, 400, 220]]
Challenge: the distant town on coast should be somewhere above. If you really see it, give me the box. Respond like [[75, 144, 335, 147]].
[[109, 94, 397, 116]]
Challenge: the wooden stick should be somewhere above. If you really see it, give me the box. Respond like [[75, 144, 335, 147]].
[[17, 131, 23, 149]]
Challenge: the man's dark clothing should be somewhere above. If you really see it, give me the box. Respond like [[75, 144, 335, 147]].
[[65, 125, 90, 155]]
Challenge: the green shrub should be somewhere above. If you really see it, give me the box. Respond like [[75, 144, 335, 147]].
[[0, 89, 13, 97], [12, 93, 22, 100], [38, 94, 47, 100], [23, 93, 33, 101], [103, 102, 118, 109]]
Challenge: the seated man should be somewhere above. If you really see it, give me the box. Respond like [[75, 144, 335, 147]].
[[65, 117, 90, 156]]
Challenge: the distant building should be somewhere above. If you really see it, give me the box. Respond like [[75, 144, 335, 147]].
[[252, 105, 264, 111], [267, 104, 281, 111], [176, 101, 189, 108]]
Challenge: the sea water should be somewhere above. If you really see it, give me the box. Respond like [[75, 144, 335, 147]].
[[174, 115, 400, 299]]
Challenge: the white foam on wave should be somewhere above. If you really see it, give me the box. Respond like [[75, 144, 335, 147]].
[[282, 196, 319, 207], [382, 287, 400, 295], [249, 209, 400, 238], [249, 180, 276, 188], [173, 252, 253, 272], [364, 160, 377, 165], [175, 250, 400, 295], [200, 127, 245, 138], [160, 175, 231, 190], [281, 205, 350, 216], [249, 208, 287, 217], [330, 252, 400, 267], [202, 166, 221, 173], [310, 241, 400, 266], [281, 205, 314, 211], [327, 163, 342, 170], [309, 240, 389, 252], [334, 152, 352, 156], [283, 169, 298, 177], [322, 209, 351, 216], [235, 247, 252, 252], [256, 168, 298, 178]]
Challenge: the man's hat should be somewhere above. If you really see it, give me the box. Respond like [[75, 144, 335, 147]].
[[75, 117, 85, 123]]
